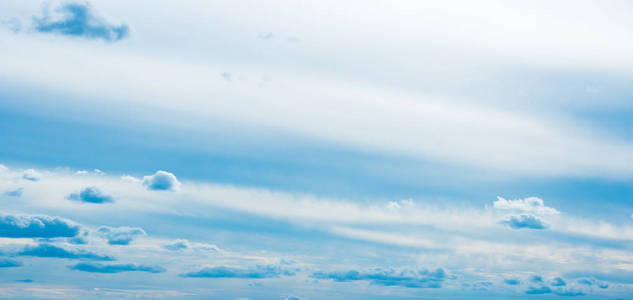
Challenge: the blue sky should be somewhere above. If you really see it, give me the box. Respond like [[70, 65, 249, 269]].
[[0, 1, 632, 299]]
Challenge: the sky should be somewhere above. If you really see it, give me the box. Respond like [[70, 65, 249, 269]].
[[0, 1, 632, 299]]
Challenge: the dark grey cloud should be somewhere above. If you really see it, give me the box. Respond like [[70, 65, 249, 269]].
[[69, 262, 165, 273], [142, 170, 180, 191], [32, 3, 129, 42], [18, 244, 114, 261], [67, 186, 114, 204], [311, 268, 447, 288], [0, 258, 22, 268], [181, 265, 295, 279], [3, 187, 23, 197], [97, 226, 145, 245], [525, 285, 552, 294], [0, 214, 80, 238], [501, 214, 547, 230]]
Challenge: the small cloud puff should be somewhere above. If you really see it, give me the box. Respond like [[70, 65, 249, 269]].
[[0, 214, 80, 238], [525, 285, 552, 294], [22, 169, 41, 181], [163, 239, 189, 251], [493, 196, 559, 215], [181, 265, 294, 279], [501, 215, 548, 230], [0, 258, 22, 268], [97, 226, 146, 245], [142, 170, 180, 191], [550, 277, 566, 286], [3, 187, 23, 197], [69, 262, 165, 273], [18, 244, 114, 261], [504, 278, 520, 285], [67, 187, 115, 204], [311, 268, 447, 288], [32, 3, 129, 42]]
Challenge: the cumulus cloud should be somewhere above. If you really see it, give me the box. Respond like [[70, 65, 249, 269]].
[[525, 285, 552, 294], [181, 265, 294, 279], [69, 262, 165, 273], [163, 239, 189, 251], [553, 288, 585, 297], [32, 3, 129, 42], [504, 278, 520, 285], [550, 277, 566, 286], [67, 187, 115, 204], [142, 170, 180, 191], [311, 268, 447, 288], [501, 215, 548, 230], [493, 196, 559, 215], [530, 275, 543, 283], [0, 214, 80, 238], [18, 244, 114, 261], [22, 169, 41, 181], [97, 226, 146, 245], [3, 187, 23, 197], [0, 258, 22, 268]]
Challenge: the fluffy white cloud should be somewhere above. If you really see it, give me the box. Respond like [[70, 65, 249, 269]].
[[142, 171, 180, 191]]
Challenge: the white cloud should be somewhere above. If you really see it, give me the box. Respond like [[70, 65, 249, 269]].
[[493, 197, 559, 215], [142, 171, 180, 191]]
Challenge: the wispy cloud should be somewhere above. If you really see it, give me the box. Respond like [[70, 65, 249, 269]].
[[311, 268, 447, 288], [18, 244, 114, 261], [181, 265, 294, 278], [69, 262, 165, 273]]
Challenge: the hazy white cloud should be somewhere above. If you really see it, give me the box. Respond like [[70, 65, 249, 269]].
[[493, 197, 559, 215]]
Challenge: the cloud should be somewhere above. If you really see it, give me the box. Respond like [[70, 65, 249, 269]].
[[257, 32, 276, 40], [550, 277, 566, 286], [32, 3, 129, 42], [530, 275, 543, 283], [501, 215, 548, 230], [163, 239, 189, 251], [181, 265, 294, 279], [69, 262, 165, 273], [22, 169, 41, 181], [0, 214, 80, 238], [525, 286, 552, 294], [311, 268, 447, 288], [493, 197, 559, 215], [553, 288, 585, 297], [18, 244, 114, 261], [97, 226, 146, 245], [67, 186, 115, 204], [504, 278, 520, 285], [576, 278, 608, 289], [142, 170, 180, 191], [3, 187, 23, 197], [0, 258, 22, 268]]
